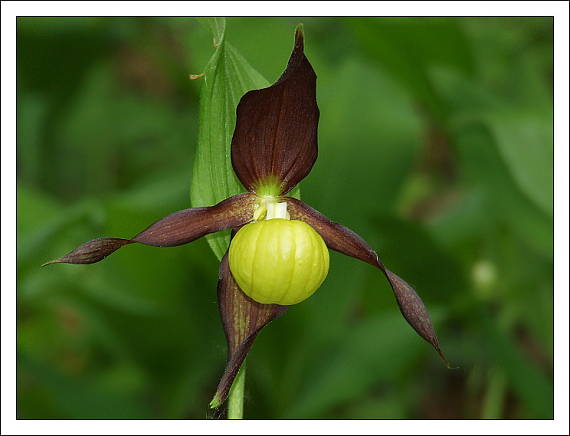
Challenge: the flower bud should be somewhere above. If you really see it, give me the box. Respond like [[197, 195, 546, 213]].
[[228, 218, 329, 305]]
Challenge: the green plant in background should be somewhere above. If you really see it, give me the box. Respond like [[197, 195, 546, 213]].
[[18, 17, 553, 420], [43, 23, 449, 418]]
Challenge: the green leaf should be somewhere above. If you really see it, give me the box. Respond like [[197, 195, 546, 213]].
[[486, 109, 553, 217], [283, 312, 432, 418], [430, 51, 553, 218], [453, 123, 553, 258], [190, 19, 270, 260], [480, 312, 553, 418], [202, 17, 226, 47], [190, 20, 302, 260], [304, 57, 420, 232], [348, 17, 475, 122], [19, 353, 150, 418]]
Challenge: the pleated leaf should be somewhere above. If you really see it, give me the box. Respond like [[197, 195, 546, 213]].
[[190, 18, 270, 260]]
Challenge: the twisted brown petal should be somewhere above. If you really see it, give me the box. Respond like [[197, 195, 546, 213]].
[[43, 193, 255, 266], [211, 251, 287, 409], [231, 25, 319, 195], [287, 197, 450, 367]]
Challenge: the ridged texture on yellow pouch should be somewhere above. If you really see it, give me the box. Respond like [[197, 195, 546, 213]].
[[228, 219, 329, 305]]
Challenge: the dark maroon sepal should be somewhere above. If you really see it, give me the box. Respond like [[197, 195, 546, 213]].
[[210, 252, 287, 409], [231, 25, 319, 195]]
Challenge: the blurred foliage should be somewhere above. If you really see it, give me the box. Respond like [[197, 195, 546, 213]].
[[17, 17, 553, 419]]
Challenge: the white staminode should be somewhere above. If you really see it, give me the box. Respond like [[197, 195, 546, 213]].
[[265, 201, 290, 220]]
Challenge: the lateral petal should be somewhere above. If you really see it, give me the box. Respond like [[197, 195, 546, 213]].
[[287, 197, 450, 367], [383, 269, 450, 366], [43, 193, 255, 265], [231, 25, 319, 195]]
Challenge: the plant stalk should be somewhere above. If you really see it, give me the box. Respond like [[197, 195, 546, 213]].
[[227, 360, 246, 419]]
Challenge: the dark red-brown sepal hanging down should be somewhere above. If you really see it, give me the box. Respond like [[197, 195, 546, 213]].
[[210, 250, 287, 409], [231, 24, 319, 196]]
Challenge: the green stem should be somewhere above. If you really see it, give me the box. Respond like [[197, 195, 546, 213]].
[[227, 361, 246, 419], [481, 368, 506, 419]]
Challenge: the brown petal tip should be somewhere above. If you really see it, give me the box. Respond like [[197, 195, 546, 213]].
[[42, 238, 132, 266], [384, 269, 453, 367], [42, 258, 72, 267], [41, 259, 60, 267], [294, 23, 304, 48]]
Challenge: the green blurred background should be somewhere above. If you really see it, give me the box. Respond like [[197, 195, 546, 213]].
[[17, 17, 553, 419]]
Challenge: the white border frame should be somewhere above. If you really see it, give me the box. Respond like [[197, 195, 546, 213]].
[[2, 2, 568, 435]]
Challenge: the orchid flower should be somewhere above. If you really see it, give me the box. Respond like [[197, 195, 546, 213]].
[[44, 26, 448, 411]]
